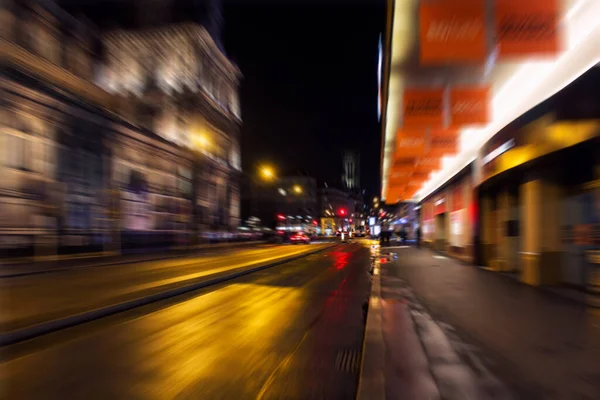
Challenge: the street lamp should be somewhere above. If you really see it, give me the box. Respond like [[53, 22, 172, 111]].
[[193, 133, 210, 150], [293, 184, 302, 194], [259, 165, 275, 181], [373, 197, 378, 203]]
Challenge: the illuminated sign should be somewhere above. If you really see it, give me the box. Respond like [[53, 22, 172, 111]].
[[450, 87, 490, 127], [482, 138, 515, 165], [495, 0, 560, 58], [419, 0, 486, 64], [403, 89, 444, 128]]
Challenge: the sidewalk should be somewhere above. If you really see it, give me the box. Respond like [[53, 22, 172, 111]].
[[359, 245, 600, 400]]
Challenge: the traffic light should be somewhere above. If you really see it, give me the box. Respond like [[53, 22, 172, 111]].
[[339, 208, 346, 216]]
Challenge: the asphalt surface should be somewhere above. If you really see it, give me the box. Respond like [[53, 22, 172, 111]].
[[383, 246, 600, 400], [1, 243, 333, 333], [2, 241, 371, 399]]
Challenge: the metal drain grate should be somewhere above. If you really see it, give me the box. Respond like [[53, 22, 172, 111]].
[[335, 349, 361, 373]]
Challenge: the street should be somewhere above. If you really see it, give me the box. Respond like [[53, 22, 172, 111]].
[[2, 243, 333, 334], [1, 242, 371, 399]]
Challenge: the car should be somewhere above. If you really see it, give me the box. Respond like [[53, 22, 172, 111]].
[[289, 232, 311, 244]]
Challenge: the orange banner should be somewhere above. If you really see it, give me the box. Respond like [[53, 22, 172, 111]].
[[389, 168, 412, 181], [403, 89, 444, 128], [392, 157, 415, 169], [416, 156, 442, 172], [396, 129, 426, 156], [386, 186, 405, 203], [389, 176, 410, 189], [405, 189, 420, 201], [419, 0, 486, 64], [450, 86, 489, 127], [406, 181, 424, 199], [429, 137, 458, 157], [408, 178, 426, 188], [495, 0, 560, 58], [411, 171, 430, 183]]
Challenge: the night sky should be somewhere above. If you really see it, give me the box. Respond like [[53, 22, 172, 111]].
[[223, 0, 385, 196], [59, 0, 386, 197]]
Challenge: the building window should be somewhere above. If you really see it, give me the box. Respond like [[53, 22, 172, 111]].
[[207, 182, 217, 204], [1, 6, 16, 42], [5, 134, 29, 170], [230, 91, 241, 118], [38, 25, 59, 64], [230, 188, 240, 221], [205, 69, 215, 99], [229, 143, 241, 171]]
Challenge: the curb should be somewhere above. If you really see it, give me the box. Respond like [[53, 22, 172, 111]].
[[0, 243, 338, 347], [356, 252, 385, 400], [0, 241, 268, 268], [0, 241, 271, 279]]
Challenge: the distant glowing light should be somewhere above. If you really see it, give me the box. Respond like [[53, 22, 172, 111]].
[[260, 165, 275, 181], [193, 133, 210, 150]]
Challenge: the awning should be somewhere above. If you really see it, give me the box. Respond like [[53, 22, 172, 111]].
[[380, 0, 600, 204]]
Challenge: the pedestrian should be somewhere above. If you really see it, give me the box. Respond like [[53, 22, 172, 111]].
[[381, 221, 390, 246]]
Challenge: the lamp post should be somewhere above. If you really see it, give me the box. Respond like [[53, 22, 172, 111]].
[[259, 165, 275, 181]]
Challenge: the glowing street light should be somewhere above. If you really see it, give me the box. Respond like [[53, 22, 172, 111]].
[[193, 133, 210, 150], [260, 165, 275, 181], [373, 197, 378, 203], [293, 184, 303, 194]]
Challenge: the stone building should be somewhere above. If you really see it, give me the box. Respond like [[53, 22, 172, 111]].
[[99, 22, 242, 235], [1, 0, 241, 256]]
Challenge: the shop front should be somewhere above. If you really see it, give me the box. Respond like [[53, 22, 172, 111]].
[[477, 115, 600, 287], [420, 166, 475, 263]]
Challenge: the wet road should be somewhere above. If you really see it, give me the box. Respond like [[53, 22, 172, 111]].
[[2, 242, 371, 399], [2, 243, 333, 333]]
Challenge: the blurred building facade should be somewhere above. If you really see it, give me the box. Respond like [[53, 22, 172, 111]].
[[318, 186, 365, 235], [1, 0, 241, 256], [248, 176, 318, 230], [418, 67, 600, 292]]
